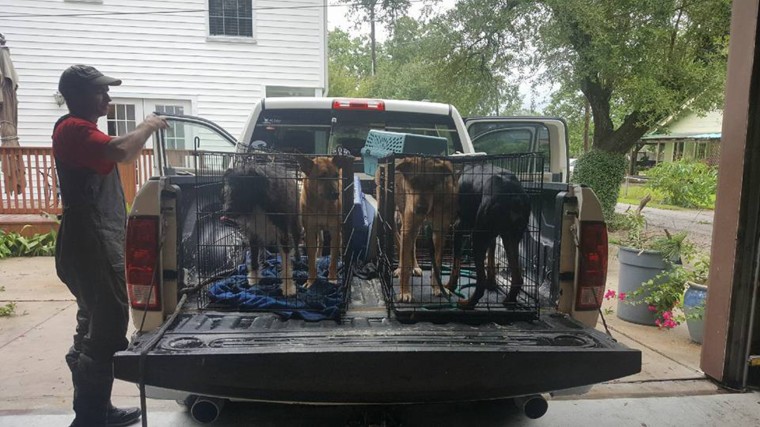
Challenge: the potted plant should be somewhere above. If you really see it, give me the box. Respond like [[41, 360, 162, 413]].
[[615, 200, 694, 326], [683, 257, 710, 343]]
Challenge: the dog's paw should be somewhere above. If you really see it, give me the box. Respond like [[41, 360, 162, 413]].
[[247, 274, 258, 286], [397, 292, 413, 303], [457, 299, 476, 310], [412, 267, 423, 277], [304, 279, 315, 289], [432, 286, 451, 298], [393, 268, 400, 278], [444, 281, 458, 292], [504, 285, 522, 304], [282, 281, 298, 297]]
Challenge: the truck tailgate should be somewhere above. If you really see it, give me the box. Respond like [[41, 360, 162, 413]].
[[114, 282, 639, 404]]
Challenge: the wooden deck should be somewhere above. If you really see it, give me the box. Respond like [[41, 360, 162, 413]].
[[1, 147, 153, 215]]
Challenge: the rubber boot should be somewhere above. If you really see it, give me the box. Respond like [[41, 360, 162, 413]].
[[69, 354, 114, 426]]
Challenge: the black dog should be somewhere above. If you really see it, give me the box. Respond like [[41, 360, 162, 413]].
[[222, 162, 302, 296], [445, 163, 531, 308]]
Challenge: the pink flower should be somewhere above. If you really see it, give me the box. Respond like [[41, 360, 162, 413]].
[[662, 311, 672, 320], [648, 305, 657, 312], [604, 290, 616, 300], [618, 292, 627, 301]]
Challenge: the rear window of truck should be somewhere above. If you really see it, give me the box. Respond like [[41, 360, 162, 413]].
[[250, 109, 464, 155], [469, 122, 552, 172]]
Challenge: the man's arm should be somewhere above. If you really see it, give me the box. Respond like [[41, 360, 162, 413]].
[[103, 115, 169, 163]]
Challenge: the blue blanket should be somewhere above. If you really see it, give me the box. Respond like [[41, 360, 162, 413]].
[[207, 254, 345, 321]]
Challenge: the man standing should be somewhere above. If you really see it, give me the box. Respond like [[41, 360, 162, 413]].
[[52, 65, 168, 427]]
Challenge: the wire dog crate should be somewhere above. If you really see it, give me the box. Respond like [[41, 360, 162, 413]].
[[375, 153, 544, 324], [189, 151, 355, 321]]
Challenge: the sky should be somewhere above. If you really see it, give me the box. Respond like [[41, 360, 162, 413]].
[[325, 0, 551, 111]]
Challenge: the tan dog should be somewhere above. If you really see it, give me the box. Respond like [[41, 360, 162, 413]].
[[391, 157, 458, 302], [296, 155, 354, 287]]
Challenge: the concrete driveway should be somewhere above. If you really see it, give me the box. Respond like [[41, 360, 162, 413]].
[[1, 256, 758, 426]]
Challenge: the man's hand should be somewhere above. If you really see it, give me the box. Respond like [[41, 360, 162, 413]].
[[142, 114, 169, 131], [105, 115, 170, 163]]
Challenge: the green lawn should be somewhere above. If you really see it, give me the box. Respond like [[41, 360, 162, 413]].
[[617, 183, 715, 211]]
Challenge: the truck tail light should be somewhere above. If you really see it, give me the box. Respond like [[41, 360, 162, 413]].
[[332, 98, 385, 111], [126, 216, 161, 311], [575, 221, 608, 311]]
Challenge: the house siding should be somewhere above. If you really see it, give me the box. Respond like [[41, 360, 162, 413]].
[[2, 0, 326, 146], [664, 110, 724, 136]]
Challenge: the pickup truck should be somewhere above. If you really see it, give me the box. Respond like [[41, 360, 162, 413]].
[[114, 97, 640, 424]]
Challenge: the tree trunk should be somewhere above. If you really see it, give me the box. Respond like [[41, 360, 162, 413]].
[[630, 144, 642, 175], [370, 6, 377, 76], [583, 98, 590, 153], [580, 77, 660, 154]]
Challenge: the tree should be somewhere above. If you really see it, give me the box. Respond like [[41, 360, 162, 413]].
[[531, 0, 730, 154], [327, 30, 373, 97], [448, 0, 730, 153], [445, 0, 730, 217], [328, 17, 523, 117], [543, 88, 589, 158], [337, 0, 413, 75], [372, 17, 519, 115]]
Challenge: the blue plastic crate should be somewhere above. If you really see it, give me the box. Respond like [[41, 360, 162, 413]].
[[360, 130, 448, 175]]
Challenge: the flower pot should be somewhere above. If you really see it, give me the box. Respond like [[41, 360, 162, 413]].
[[617, 246, 669, 326], [683, 281, 708, 344]]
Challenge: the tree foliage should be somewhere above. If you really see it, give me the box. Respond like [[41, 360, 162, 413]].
[[327, 29, 373, 97], [572, 149, 627, 219], [646, 160, 718, 208], [327, 17, 523, 116], [445, 0, 730, 154]]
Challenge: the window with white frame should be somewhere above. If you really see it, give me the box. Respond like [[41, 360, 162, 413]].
[[209, 0, 253, 37], [154, 105, 186, 150], [107, 103, 137, 136]]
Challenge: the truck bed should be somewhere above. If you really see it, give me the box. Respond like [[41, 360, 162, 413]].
[[114, 277, 640, 404]]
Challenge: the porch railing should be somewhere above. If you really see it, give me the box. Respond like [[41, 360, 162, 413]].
[[0, 147, 154, 215]]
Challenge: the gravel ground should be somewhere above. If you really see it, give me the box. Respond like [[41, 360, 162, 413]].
[[615, 203, 714, 254]]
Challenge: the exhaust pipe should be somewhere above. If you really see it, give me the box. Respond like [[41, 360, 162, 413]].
[[190, 396, 227, 424], [514, 394, 548, 419]]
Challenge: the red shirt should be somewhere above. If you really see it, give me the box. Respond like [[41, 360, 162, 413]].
[[52, 116, 115, 175]]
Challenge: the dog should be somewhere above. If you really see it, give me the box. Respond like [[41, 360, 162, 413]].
[[222, 161, 302, 296], [389, 157, 458, 303], [296, 155, 354, 287], [445, 163, 531, 308]]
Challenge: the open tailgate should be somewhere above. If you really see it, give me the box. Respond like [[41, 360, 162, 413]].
[[115, 303, 639, 403]]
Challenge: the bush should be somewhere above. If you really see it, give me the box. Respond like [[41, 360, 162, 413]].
[[572, 149, 627, 220], [0, 227, 57, 258], [646, 160, 717, 208]]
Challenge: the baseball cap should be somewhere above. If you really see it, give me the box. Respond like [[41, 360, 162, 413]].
[[58, 65, 122, 97]]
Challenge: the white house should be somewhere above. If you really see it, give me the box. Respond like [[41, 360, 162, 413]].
[[638, 109, 723, 168], [2, 0, 328, 147]]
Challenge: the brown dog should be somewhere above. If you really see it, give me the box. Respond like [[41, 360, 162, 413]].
[[392, 157, 458, 302], [297, 155, 354, 287]]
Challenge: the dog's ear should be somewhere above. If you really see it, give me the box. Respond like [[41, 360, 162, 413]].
[[295, 155, 314, 176], [395, 158, 417, 178], [332, 155, 354, 171]]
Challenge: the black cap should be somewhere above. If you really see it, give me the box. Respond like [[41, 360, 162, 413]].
[[58, 65, 121, 98]]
